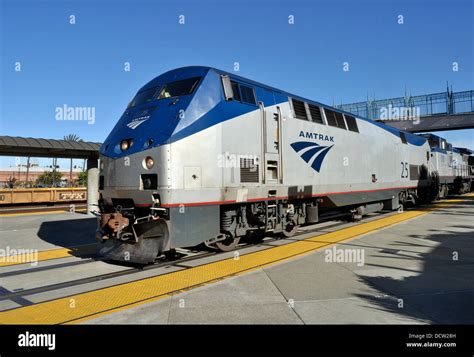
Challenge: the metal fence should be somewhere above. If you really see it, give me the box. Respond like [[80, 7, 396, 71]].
[[337, 89, 474, 120]]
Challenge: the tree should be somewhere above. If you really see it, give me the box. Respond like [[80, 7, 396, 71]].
[[63, 134, 80, 141], [36, 171, 63, 187], [77, 171, 87, 187], [63, 134, 83, 186]]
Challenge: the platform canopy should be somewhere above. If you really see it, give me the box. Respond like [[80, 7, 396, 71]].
[[0, 136, 101, 159]]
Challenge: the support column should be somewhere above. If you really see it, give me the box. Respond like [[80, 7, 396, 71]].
[[86, 157, 99, 215]]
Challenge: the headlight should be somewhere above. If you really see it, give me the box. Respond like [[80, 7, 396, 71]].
[[144, 156, 154, 169], [120, 139, 133, 151]]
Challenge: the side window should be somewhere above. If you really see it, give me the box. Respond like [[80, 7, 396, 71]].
[[240, 85, 257, 105], [230, 81, 241, 102], [291, 98, 308, 120], [344, 115, 359, 132]]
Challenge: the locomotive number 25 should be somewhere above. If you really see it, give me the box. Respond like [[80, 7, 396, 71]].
[[400, 161, 409, 178]]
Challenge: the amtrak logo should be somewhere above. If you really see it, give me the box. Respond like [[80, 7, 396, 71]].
[[126, 115, 149, 129], [290, 141, 334, 172], [299, 130, 334, 142]]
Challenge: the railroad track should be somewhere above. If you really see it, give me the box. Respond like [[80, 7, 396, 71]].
[[0, 211, 388, 303]]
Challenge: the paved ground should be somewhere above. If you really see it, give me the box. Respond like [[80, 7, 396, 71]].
[[0, 212, 97, 250], [0, 196, 473, 324], [88, 197, 474, 324]]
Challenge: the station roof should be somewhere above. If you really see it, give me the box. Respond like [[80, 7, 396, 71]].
[[0, 136, 101, 159]]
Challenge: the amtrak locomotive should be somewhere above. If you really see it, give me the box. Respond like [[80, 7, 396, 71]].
[[96, 66, 474, 264], [420, 133, 473, 197]]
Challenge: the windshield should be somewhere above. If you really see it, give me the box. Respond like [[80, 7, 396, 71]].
[[128, 77, 201, 108], [156, 77, 201, 100], [128, 87, 159, 108]]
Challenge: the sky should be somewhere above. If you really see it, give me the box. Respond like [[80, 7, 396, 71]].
[[1, 0, 473, 169]]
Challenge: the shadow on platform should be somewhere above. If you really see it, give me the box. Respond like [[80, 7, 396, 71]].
[[354, 199, 474, 324], [37, 218, 98, 259]]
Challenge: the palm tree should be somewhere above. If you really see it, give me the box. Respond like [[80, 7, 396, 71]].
[[26, 156, 30, 186], [63, 134, 82, 187]]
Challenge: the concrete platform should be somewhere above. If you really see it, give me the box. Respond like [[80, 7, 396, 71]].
[[89, 196, 474, 324], [0, 195, 473, 324]]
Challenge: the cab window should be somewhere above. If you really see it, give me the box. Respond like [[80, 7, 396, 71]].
[[156, 77, 201, 100], [229, 81, 257, 105], [128, 87, 159, 108]]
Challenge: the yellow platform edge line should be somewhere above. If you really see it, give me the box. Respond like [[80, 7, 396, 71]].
[[66, 194, 474, 324], [0, 194, 471, 324], [1, 194, 467, 268], [0, 208, 87, 217]]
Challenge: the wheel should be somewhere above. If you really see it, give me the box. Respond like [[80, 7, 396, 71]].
[[214, 235, 241, 252], [282, 223, 299, 238]]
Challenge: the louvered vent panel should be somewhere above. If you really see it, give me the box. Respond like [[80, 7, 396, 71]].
[[292, 99, 308, 120], [334, 112, 346, 129], [308, 104, 323, 124], [324, 109, 338, 127], [240, 158, 259, 183]]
